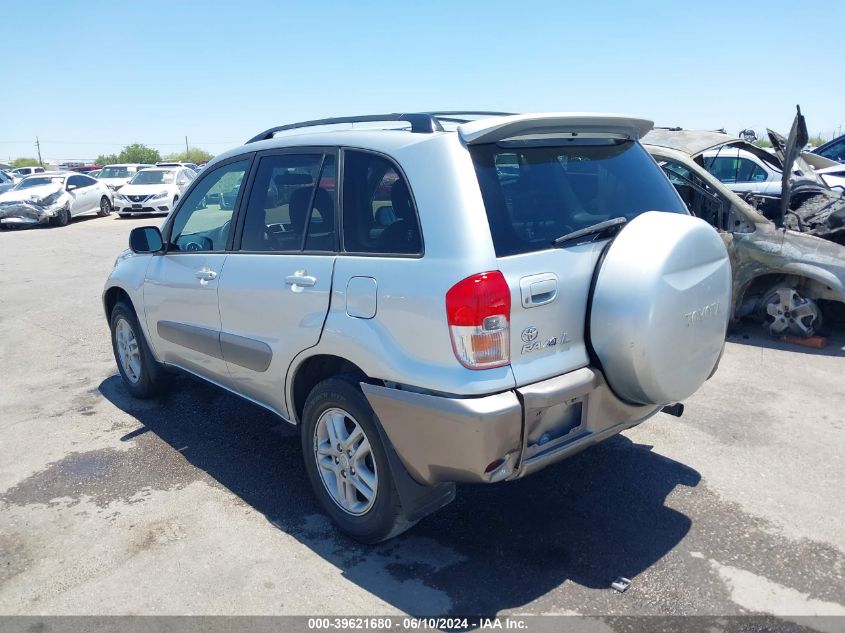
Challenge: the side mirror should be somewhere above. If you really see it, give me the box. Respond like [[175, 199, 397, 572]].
[[129, 226, 164, 253], [67, 184, 77, 191]]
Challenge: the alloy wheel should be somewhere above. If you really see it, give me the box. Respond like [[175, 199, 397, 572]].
[[764, 288, 820, 337], [313, 407, 379, 516], [115, 318, 142, 383]]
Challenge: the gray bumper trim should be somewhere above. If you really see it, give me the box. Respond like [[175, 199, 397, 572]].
[[362, 368, 660, 486]]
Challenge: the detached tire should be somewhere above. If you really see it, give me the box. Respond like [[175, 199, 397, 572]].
[[109, 301, 168, 399], [301, 377, 411, 543]]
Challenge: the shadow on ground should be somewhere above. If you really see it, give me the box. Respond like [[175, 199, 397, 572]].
[[99, 373, 699, 615], [728, 320, 845, 358]]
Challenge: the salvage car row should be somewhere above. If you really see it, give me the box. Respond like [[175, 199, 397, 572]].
[[0, 163, 198, 226]]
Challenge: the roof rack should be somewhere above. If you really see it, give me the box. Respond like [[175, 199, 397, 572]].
[[246, 111, 520, 143], [247, 113, 444, 143]]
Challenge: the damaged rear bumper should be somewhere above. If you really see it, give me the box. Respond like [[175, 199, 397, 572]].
[[361, 367, 660, 486]]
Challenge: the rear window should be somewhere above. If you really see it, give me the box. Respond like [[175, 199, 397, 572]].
[[470, 139, 687, 256]]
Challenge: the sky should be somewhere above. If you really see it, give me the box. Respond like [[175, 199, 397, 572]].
[[2, 0, 843, 163]]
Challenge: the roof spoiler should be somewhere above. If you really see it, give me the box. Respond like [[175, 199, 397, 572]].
[[458, 113, 654, 145]]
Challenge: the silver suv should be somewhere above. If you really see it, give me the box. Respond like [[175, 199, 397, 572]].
[[104, 112, 731, 542]]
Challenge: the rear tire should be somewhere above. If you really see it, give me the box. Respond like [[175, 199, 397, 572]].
[[109, 301, 168, 399], [98, 196, 112, 217], [301, 376, 412, 543]]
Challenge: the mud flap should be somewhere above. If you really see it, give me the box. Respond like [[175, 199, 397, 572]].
[[366, 390, 457, 523]]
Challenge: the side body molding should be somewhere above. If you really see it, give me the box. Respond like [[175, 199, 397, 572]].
[[157, 320, 272, 372]]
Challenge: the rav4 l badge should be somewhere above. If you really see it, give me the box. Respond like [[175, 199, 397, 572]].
[[521, 327, 569, 354]]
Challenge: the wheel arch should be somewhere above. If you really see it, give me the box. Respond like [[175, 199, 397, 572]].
[[103, 285, 135, 322], [736, 269, 845, 318], [288, 354, 368, 424]]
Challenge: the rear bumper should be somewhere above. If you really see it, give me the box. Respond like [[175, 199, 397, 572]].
[[361, 367, 660, 486]]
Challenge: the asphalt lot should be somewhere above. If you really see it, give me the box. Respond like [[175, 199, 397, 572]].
[[0, 213, 844, 619]]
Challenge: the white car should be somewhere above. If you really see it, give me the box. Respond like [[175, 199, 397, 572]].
[[114, 167, 195, 217], [0, 172, 113, 227], [98, 163, 154, 192], [700, 146, 783, 196], [10, 166, 46, 178]]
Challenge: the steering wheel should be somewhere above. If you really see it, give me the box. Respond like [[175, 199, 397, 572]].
[[184, 241, 203, 252]]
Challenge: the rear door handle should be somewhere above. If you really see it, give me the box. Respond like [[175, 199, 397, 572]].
[[286, 270, 316, 289], [194, 268, 218, 283], [519, 273, 558, 308]]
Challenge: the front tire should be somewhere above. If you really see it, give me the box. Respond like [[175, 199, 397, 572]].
[[50, 205, 70, 227], [301, 377, 411, 543], [110, 301, 168, 398], [98, 196, 112, 217]]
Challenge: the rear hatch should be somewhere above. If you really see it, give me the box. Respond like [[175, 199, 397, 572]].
[[462, 115, 690, 388]]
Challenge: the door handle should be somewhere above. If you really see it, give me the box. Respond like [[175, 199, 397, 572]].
[[285, 269, 316, 289], [519, 273, 558, 308], [194, 268, 218, 282]]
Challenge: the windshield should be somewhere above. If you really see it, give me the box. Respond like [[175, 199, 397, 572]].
[[100, 166, 131, 179], [14, 176, 64, 190], [471, 139, 687, 256], [129, 170, 175, 185]]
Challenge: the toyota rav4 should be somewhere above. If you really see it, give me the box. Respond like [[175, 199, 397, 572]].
[[103, 112, 731, 542]]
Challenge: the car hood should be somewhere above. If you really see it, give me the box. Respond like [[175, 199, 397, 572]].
[[0, 184, 63, 204], [100, 177, 131, 187], [119, 184, 175, 196]]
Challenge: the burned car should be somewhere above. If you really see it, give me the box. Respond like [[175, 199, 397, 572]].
[[644, 141, 845, 337], [644, 111, 845, 246], [0, 172, 114, 228]]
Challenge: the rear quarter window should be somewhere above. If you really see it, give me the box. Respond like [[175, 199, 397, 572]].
[[470, 139, 687, 257]]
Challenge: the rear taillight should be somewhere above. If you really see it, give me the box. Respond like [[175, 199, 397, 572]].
[[445, 271, 511, 369]]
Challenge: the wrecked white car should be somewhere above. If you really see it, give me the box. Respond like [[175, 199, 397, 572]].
[[645, 142, 845, 337], [645, 110, 845, 246], [0, 172, 113, 228]]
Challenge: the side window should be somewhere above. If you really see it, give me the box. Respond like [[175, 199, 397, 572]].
[[78, 175, 97, 188], [818, 139, 845, 163], [706, 157, 766, 183], [660, 159, 725, 229], [67, 175, 85, 190], [239, 153, 331, 252], [341, 150, 421, 255], [169, 159, 250, 252]]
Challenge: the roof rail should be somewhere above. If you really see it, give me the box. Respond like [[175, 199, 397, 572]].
[[246, 113, 445, 143]]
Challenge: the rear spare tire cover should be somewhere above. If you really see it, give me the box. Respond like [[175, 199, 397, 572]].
[[590, 211, 731, 406]]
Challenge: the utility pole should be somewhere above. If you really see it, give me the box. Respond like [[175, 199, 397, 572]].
[[35, 136, 43, 166], [185, 136, 189, 158]]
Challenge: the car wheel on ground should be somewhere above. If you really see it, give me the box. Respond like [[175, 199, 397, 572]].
[[50, 205, 71, 227], [98, 196, 112, 217], [301, 376, 412, 543], [109, 301, 168, 398], [758, 286, 822, 337]]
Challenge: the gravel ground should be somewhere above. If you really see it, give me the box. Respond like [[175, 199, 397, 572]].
[[0, 214, 843, 622]]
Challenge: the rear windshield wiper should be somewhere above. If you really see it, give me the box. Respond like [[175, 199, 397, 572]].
[[552, 216, 627, 248]]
